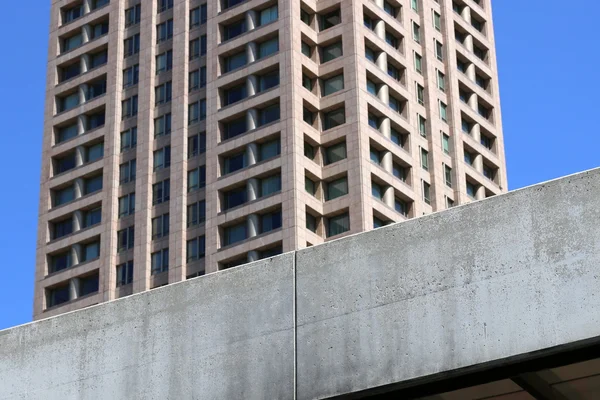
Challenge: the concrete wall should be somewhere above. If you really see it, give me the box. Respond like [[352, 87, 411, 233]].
[[3, 168, 600, 399]]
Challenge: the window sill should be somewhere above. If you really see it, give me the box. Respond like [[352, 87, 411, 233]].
[[219, 154, 280, 181], [44, 290, 99, 313], [218, 227, 282, 252], [47, 222, 102, 246], [218, 85, 280, 112], [56, 63, 108, 88], [219, 190, 281, 216], [45, 257, 100, 280], [53, 125, 105, 149]]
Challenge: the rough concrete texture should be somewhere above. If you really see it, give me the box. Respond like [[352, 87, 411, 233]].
[[0, 253, 295, 400], [295, 168, 600, 399], [2, 168, 600, 399]]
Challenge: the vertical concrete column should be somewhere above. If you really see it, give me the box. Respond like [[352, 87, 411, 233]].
[[383, 186, 395, 208], [476, 185, 486, 201], [82, 0, 91, 14], [74, 178, 85, 199], [466, 63, 476, 81], [376, 51, 387, 72], [247, 214, 259, 238], [79, 83, 88, 104], [380, 117, 391, 139], [247, 250, 259, 263], [464, 34, 474, 52], [78, 114, 88, 135], [378, 84, 389, 105], [247, 42, 258, 64], [247, 108, 258, 131], [82, 25, 92, 44], [374, 19, 386, 41], [462, 5, 471, 24], [80, 54, 90, 74], [247, 74, 258, 97], [381, 151, 393, 173], [73, 210, 84, 232], [247, 178, 259, 201], [71, 243, 82, 266], [246, 10, 258, 31], [471, 123, 481, 143], [468, 92, 478, 111], [247, 143, 259, 166], [474, 154, 484, 174], [75, 146, 85, 167], [69, 278, 80, 300]]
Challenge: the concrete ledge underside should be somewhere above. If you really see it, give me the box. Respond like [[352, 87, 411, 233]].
[[1, 168, 600, 399]]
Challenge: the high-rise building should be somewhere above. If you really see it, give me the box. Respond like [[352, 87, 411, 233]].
[[35, 0, 507, 318]]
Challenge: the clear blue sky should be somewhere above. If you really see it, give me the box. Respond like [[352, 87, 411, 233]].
[[0, 0, 598, 331]]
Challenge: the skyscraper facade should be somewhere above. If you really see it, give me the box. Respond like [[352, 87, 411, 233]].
[[35, 0, 506, 318]]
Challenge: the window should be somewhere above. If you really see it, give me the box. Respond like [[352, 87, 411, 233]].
[[383, 1, 397, 17], [122, 95, 138, 119], [82, 241, 100, 262], [62, 34, 83, 53], [389, 96, 403, 114], [414, 52, 422, 74], [189, 67, 207, 91], [322, 74, 344, 96], [91, 0, 109, 9], [85, 143, 104, 163], [124, 34, 140, 57], [54, 186, 75, 207], [371, 181, 383, 200], [57, 92, 79, 113], [155, 81, 172, 105], [117, 226, 135, 252], [483, 165, 495, 181], [411, 0, 418, 11], [418, 114, 427, 137], [393, 163, 408, 182], [325, 177, 348, 201], [188, 132, 207, 158], [258, 70, 280, 92], [303, 107, 315, 125], [444, 164, 452, 187], [77, 273, 99, 297], [156, 50, 173, 74], [385, 31, 399, 49], [223, 116, 247, 140], [305, 176, 317, 196], [327, 213, 350, 237], [223, 152, 246, 175], [50, 251, 72, 274], [446, 196, 455, 208], [481, 134, 493, 150], [151, 249, 169, 275], [433, 11, 441, 31], [466, 182, 476, 198], [258, 104, 280, 126], [259, 5, 278, 25], [261, 210, 282, 233], [83, 208, 102, 228], [304, 142, 315, 160], [152, 214, 170, 239], [258, 37, 279, 59], [373, 217, 385, 229], [395, 198, 408, 216], [437, 70, 445, 92], [420, 148, 429, 171], [412, 22, 420, 43], [119, 159, 136, 184], [187, 201, 206, 227], [223, 84, 247, 106], [464, 149, 475, 166], [188, 99, 206, 125], [121, 127, 137, 152], [158, 0, 173, 12], [223, 187, 247, 210], [123, 65, 139, 88], [52, 219, 73, 240], [222, 0, 245, 10], [189, 36, 207, 60], [366, 79, 377, 96], [62, 4, 83, 24], [153, 146, 171, 171], [90, 50, 108, 68], [116, 261, 134, 287], [442, 133, 450, 154], [56, 123, 78, 144], [223, 20, 246, 41], [152, 179, 170, 205], [223, 223, 247, 246], [322, 41, 343, 63], [319, 9, 341, 31], [190, 5, 207, 29], [391, 127, 405, 147], [259, 138, 281, 160], [125, 5, 141, 27], [416, 83, 424, 105], [156, 19, 174, 43], [306, 212, 317, 233], [435, 40, 444, 61], [84, 175, 103, 195], [260, 174, 281, 197], [422, 181, 431, 205], [55, 153, 76, 174], [188, 166, 206, 192], [223, 51, 246, 72], [155, 113, 172, 137], [48, 284, 70, 307], [439, 101, 448, 122], [462, 118, 472, 134], [323, 107, 345, 130], [187, 236, 206, 262], [118, 193, 135, 218], [324, 142, 347, 165]]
